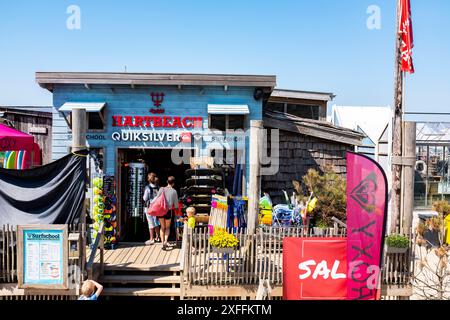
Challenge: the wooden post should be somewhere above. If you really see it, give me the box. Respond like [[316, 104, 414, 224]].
[[247, 120, 263, 235], [401, 121, 416, 236], [391, 0, 403, 235], [71, 109, 87, 152], [71, 108, 87, 280]]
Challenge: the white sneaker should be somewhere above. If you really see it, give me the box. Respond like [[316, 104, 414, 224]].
[[145, 240, 155, 246]]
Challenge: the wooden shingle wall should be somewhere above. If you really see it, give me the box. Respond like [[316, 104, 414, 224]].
[[261, 129, 352, 204]]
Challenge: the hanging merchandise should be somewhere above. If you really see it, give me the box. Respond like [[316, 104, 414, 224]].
[[232, 164, 243, 196], [259, 194, 273, 226], [299, 194, 317, 226], [230, 196, 247, 232], [91, 174, 104, 242], [127, 163, 146, 236], [208, 195, 228, 234], [272, 204, 294, 227], [103, 175, 119, 249]]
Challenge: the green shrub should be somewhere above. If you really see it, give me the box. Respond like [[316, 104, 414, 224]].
[[386, 234, 410, 248], [316, 219, 329, 229], [293, 167, 346, 225], [432, 200, 450, 217]]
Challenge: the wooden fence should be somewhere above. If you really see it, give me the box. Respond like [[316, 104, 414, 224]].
[[184, 226, 347, 286], [1, 225, 16, 283], [183, 226, 413, 292]]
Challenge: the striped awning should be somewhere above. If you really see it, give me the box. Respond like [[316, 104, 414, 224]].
[[207, 104, 249, 115], [59, 102, 106, 112]]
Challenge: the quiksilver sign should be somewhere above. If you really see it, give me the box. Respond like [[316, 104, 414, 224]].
[[112, 131, 183, 142]]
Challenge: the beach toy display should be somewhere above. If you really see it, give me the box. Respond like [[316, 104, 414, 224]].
[[103, 175, 118, 249], [90, 174, 119, 249], [91, 174, 105, 241], [259, 195, 273, 226], [208, 195, 228, 234]]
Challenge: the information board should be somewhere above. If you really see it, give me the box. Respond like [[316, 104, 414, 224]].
[[17, 225, 68, 289]]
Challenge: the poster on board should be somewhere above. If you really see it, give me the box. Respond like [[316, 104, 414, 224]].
[[17, 225, 68, 289]]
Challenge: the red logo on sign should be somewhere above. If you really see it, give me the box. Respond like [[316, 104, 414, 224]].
[[181, 132, 192, 143], [150, 92, 165, 114], [283, 238, 347, 300]]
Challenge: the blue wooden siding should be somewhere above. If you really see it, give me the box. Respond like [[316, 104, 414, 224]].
[[51, 84, 263, 192]]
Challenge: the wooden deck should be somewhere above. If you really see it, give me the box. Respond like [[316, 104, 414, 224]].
[[88, 242, 181, 271]]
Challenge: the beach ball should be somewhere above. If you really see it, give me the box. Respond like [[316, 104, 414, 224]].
[[93, 177, 103, 188]]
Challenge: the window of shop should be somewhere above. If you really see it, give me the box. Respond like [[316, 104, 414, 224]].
[[207, 104, 249, 132], [286, 104, 319, 120], [68, 108, 106, 131], [87, 110, 105, 131], [60, 102, 107, 132], [265, 102, 320, 120], [209, 114, 246, 131]]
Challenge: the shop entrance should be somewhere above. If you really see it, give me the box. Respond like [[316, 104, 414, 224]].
[[117, 148, 193, 242]]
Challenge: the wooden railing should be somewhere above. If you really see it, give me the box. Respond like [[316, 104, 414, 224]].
[[1, 225, 16, 283], [86, 222, 104, 281], [183, 226, 347, 286], [182, 226, 413, 294]]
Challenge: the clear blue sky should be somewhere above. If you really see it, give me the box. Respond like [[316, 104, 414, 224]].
[[0, 0, 449, 118]]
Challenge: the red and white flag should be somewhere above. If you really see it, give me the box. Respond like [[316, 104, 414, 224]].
[[399, 0, 414, 73]]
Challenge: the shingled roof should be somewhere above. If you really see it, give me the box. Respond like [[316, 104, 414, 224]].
[[263, 110, 364, 146]]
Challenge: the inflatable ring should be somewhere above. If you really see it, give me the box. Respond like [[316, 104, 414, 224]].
[[415, 160, 427, 175]]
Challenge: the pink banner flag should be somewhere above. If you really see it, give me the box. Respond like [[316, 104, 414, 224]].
[[346, 152, 388, 300]]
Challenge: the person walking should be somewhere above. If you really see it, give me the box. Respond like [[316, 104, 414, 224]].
[[143, 172, 161, 245], [156, 176, 179, 250]]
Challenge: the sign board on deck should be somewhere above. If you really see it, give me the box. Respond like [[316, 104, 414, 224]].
[[17, 225, 68, 289], [283, 237, 347, 300]]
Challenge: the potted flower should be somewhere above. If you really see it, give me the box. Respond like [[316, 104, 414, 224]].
[[313, 219, 328, 236], [209, 228, 239, 254], [385, 234, 410, 254]]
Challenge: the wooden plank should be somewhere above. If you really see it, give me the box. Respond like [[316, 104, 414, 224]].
[[11, 225, 16, 282], [184, 285, 283, 298], [103, 263, 180, 272], [113, 245, 132, 265], [0, 283, 77, 297], [101, 275, 180, 284], [152, 245, 170, 265], [122, 245, 140, 265], [7, 225, 11, 283], [1, 227, 4, 282], [103, 248, 114, 261], [105, 245, 125, 265], [129, 244, 146, 264], [36, 72, 276, 88], [102, 287, 180, 297], [135, 244, 151, 265]]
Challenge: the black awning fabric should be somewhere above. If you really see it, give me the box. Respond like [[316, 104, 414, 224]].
[[0, 150, 87, 226]]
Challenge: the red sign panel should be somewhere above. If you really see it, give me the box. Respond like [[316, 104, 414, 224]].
[[283, 238, 347, 300]]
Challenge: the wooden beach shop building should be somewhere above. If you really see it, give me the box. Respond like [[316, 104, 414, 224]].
[[0, 72, 413, 300]]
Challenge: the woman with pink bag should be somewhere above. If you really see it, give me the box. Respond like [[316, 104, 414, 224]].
[[154, 176, 179, 250]]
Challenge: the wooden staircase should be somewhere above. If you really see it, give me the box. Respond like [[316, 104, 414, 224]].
[[99, 265, 181, 299]]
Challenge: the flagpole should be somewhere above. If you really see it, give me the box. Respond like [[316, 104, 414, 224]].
[[390, 0, 404, 234]]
